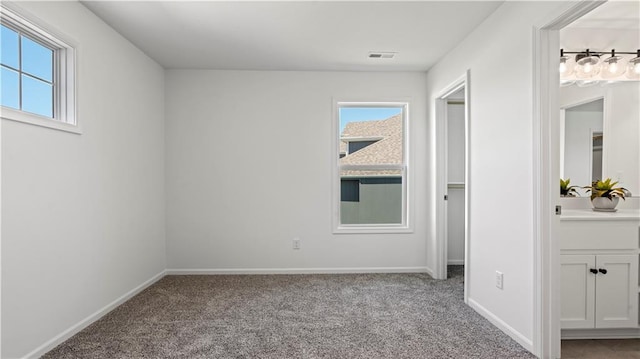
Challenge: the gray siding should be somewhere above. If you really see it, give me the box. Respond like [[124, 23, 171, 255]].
[[340, 179, 402, 224]]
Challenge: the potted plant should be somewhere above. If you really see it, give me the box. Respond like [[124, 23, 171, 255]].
[[584, 178, 627, 211], [560, 178, 580, 197]]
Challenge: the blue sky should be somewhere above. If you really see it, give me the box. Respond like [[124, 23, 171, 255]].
[[1, 24, 54, 118], [339, 107, 402, 134]]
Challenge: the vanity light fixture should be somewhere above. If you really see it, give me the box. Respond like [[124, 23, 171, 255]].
[[626, 50, 640, 80], [601, 50, 626, 79], [559, 49, 574, 76], [575, 49, 601, 79], [560, 48, 640, 83]]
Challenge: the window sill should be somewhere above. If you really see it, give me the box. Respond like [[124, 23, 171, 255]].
[[333, 225, 413, 235], [2, 107, 81, 135]]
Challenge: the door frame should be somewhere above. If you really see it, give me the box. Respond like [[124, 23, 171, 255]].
[[434, 71, 470, 302], [532, 1, 605, 357]]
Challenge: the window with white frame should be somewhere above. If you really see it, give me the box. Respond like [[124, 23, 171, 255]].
[[335, 102, 408, 232], [1, 5, 76, 131]]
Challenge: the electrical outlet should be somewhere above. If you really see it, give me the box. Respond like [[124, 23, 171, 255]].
[[496, 271, 504, 289], [293, 237, 301, 250]]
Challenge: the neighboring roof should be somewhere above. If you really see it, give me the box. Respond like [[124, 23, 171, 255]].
[[339, 114, 402, 177], [339, 140, 347, 155]]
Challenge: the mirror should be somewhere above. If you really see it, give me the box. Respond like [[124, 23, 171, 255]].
[[561, 98, 603, 196], [560, 81, 640, 196]]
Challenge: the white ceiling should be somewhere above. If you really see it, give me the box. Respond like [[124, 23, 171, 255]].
[[82, 1, 503, 71], [568, 0, 640, 30], [561, 0, 640, 52]]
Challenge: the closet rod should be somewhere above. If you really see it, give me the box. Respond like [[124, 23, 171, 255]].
[[447, 183, 465, 189]]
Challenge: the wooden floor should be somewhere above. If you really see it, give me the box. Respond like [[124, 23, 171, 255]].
[[561, 339, 640, 358]]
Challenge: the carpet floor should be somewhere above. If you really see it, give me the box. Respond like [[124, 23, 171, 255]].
[[43, 266, 534, 358]]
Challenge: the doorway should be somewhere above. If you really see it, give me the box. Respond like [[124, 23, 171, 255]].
[[533, 1, 636, 358], [446, 92, 466, 269], [435, 72, 470, 302]]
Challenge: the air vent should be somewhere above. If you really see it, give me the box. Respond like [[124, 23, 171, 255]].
[[368, 52, 396, 59]]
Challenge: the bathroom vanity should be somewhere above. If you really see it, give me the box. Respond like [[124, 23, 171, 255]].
[[560, 209, 640, 338]]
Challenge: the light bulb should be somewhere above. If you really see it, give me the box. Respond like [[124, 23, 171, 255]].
[[583, 62, 592, 73], [559, 61, 567, 74], [625, 59, 640, 80], [608, 61, 618, 74], [575, 54, 599, 79]]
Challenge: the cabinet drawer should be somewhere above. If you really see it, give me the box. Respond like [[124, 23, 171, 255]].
[[559, 221, 639, 250]]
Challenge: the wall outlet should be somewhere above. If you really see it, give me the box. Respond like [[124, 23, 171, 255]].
[[496, 271, 504, 289], [293, 237, 300, 250]]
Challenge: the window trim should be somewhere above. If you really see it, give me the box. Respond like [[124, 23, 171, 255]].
[[332, 101, 412, 234], [1, 4, 79, 134]]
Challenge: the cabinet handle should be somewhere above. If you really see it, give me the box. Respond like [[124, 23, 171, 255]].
[[589, 268, 598, 274], [598, 268, 607, 274]]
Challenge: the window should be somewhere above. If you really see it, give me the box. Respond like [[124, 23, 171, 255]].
[[334, 102, 409, 232], [341, 179, 360, 202], [1, 5, 77, 132]]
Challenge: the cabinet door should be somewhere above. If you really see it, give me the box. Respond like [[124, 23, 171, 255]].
[[561, 255, 596, 329], [595, 254, 639, 328]]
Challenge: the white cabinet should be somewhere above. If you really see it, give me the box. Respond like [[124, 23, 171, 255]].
[[559, 209, 640, 337], [561, 254, 638, 329], [561, 255, 595, 329]]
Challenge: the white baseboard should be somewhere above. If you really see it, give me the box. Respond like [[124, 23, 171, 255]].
[[468, 298, 534, 353], [23, 270, 166, 359], [447, 259, 464, 265], [166, 267, 430, 275], [562, 328, 640, 339], [424, 266, 435, 278]]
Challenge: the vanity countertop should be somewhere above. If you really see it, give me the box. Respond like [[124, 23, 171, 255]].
[[560, 208, 640, 221]]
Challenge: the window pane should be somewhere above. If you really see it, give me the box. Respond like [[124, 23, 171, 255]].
[[340, 175, 403, 224], [1, 25, 19, 69], [339, 107, 403, 165], [1, 66, 20, 109], [21, 36, 53, 82], [22, 74, 53, 117]]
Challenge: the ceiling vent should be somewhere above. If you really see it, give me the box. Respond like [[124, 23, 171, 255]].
[[368, 52, 396, 59]]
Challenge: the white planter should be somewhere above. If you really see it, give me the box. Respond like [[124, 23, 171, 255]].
[[591, 197, 620, 211]]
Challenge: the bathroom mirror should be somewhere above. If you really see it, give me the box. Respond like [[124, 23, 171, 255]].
[[560, 81, 640, 197]]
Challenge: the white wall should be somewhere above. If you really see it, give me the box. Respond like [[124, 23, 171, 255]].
[[1, 2, 166, 358], [425, 1, 566, 351], [165, 70, 428, 272]]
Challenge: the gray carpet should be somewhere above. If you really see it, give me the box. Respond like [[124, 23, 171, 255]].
[[43, 266, 535, 358]]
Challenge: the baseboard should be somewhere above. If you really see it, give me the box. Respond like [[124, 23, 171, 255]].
[[562, 328, 640, 339], [447, 259, 464, 265], [23, 270, 166, 359], [424, 266, 435, 278], [468, 298, 534, 353], [166, 267, 430, 275]]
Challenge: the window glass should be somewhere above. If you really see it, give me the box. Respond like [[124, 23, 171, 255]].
[[22, 75, 53, 117], [338, 105, 406, 227], [0, 67, 20, 109], [22, 36, 53, 82], [1, 25, 19, 68]]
